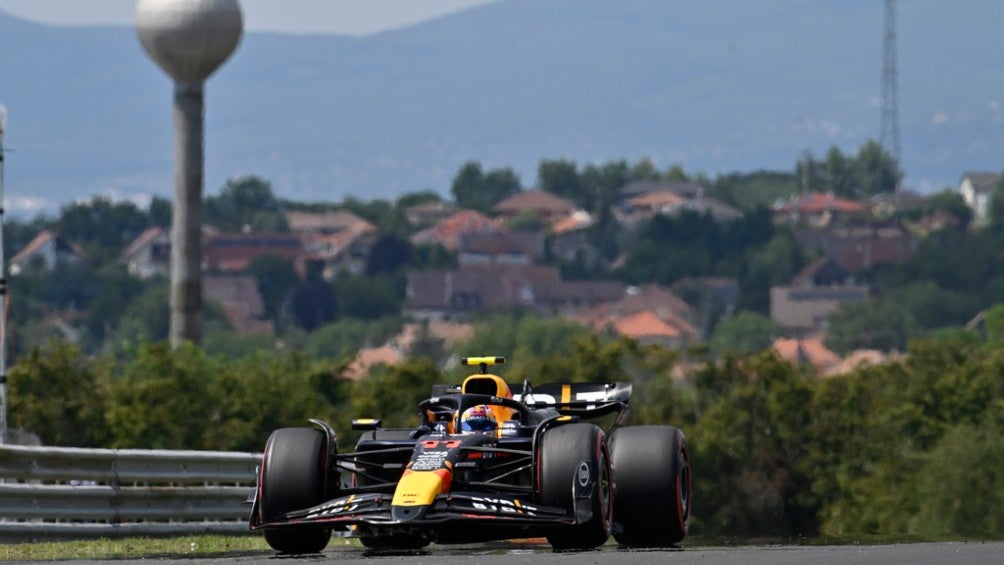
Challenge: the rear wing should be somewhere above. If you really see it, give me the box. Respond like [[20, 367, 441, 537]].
[[515, 382, 632, 408], [430, 381, 632, 405]]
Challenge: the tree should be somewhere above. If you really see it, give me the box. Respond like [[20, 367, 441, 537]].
[[664, 163, 690, 182], [709, 311, 782, 357], [911, 406, 1004, 535], [57, 197, 151, 262], [450, 161, 521, 213], [538, 159, 585, 208], [692, 352, 819, 536], [289, 278, 337, 331], [365, 234, 413, 276], [395, 190, 442, 209], [450, 161, 487, 211], [105, 343, 221, 449], [629, 157, 660, 181], [484, 167, 522, 207], [926, 189, 972, 228], [984, 304, 1004, 342], [822, 146, 855, 198], [738, 231, 803, 314], [149, 195, 173, 227], [825, 299, 915, 354], [8, 340, 110, 447], [794, 150, 823, 192], [341, 197, 398, 233], [852, 139, 901, 197], [988, 177, 1004, 231], [204, 175, 287, 232], [303, 316, 403, 359], [332, 273, 402, 321], [246, 255, 300, 321]]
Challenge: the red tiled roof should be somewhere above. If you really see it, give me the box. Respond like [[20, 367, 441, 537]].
[[627, 190, 685, 210], [773, 337, 840, 369], [493, 190, 578, 217], [284, 209, 374, 234], [10, 230, 85, 265], [612, 311, 682, 339], [120, 226, 168, 261], [776, 193, 866, 214], [410, 209, 500, 250], [575, 284, 694, 328], [204, 233, 303, 272]]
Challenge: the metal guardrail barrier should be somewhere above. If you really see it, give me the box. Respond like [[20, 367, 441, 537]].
[[0, 444, 261, 541]]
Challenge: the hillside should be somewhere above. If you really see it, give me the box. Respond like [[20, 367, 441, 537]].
[[0, 0, 1001, 216]]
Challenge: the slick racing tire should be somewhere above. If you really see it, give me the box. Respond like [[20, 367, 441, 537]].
[[259, 427, 333, 554], [538, 423, 613, 550], [609, 425, 691, 547]]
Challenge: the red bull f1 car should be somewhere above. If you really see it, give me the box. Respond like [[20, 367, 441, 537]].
[[249, 357, 691, 552]]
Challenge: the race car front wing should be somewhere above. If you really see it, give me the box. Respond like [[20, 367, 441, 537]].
[[253, 490, 574, 531]]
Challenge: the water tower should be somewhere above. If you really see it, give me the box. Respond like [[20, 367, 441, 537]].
[[136, 0, 243, 347]]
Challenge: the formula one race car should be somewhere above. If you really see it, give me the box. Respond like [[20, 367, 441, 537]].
[[249, 357, 691, 553]]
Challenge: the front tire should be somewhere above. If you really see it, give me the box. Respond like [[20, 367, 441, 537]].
[[538, 423, 613, 550], [609, 425, 690, 547], [259, 427, 333, 554]]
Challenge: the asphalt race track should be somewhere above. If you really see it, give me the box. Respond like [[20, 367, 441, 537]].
[[52, 540, 1003, 565]]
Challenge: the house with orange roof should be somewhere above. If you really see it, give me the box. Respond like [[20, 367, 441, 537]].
[[282, 209, 379, 278], [10, 231, 85, 275], [410, 209, 500, 251], [404, 201, 460, 227], [204, 232, 303, 273], [773, 193, 867, 227], [618, 180, 705, 200], [573, 284, 695, 328], [284, 209, 373, 235], [792, 221, 918, 274], [615, 184, 741, 226], [492, 190, 579, 223], [301, 221, 379, 278], [120, 226, 171, 279], [607, 310, 693, 349]]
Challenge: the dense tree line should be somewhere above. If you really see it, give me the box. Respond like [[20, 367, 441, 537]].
[[8, 324, 1002, 538]]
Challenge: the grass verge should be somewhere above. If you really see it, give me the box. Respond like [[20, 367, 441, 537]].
[[0, 535, 276, 561]]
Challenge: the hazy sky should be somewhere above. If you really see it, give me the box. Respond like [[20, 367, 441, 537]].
[[0, 0, 498, 35]]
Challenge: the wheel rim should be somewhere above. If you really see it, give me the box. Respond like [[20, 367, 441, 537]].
[[678, 445, 691, 522], [599, 447, 613, 529]]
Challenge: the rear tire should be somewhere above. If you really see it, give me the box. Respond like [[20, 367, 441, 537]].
[[609, 425, 690, 547], [259, 427, 333, 554], [538, 423, 612, 550]]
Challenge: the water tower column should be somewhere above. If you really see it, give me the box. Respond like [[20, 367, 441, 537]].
[[172, 82, 205, 344], [136, 0, 243, 347]]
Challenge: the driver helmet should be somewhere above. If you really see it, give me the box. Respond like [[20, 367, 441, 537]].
[[460, 404, 497, 433]]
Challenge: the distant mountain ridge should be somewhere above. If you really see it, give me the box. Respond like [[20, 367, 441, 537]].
[[0, 0, 1001, 216]]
